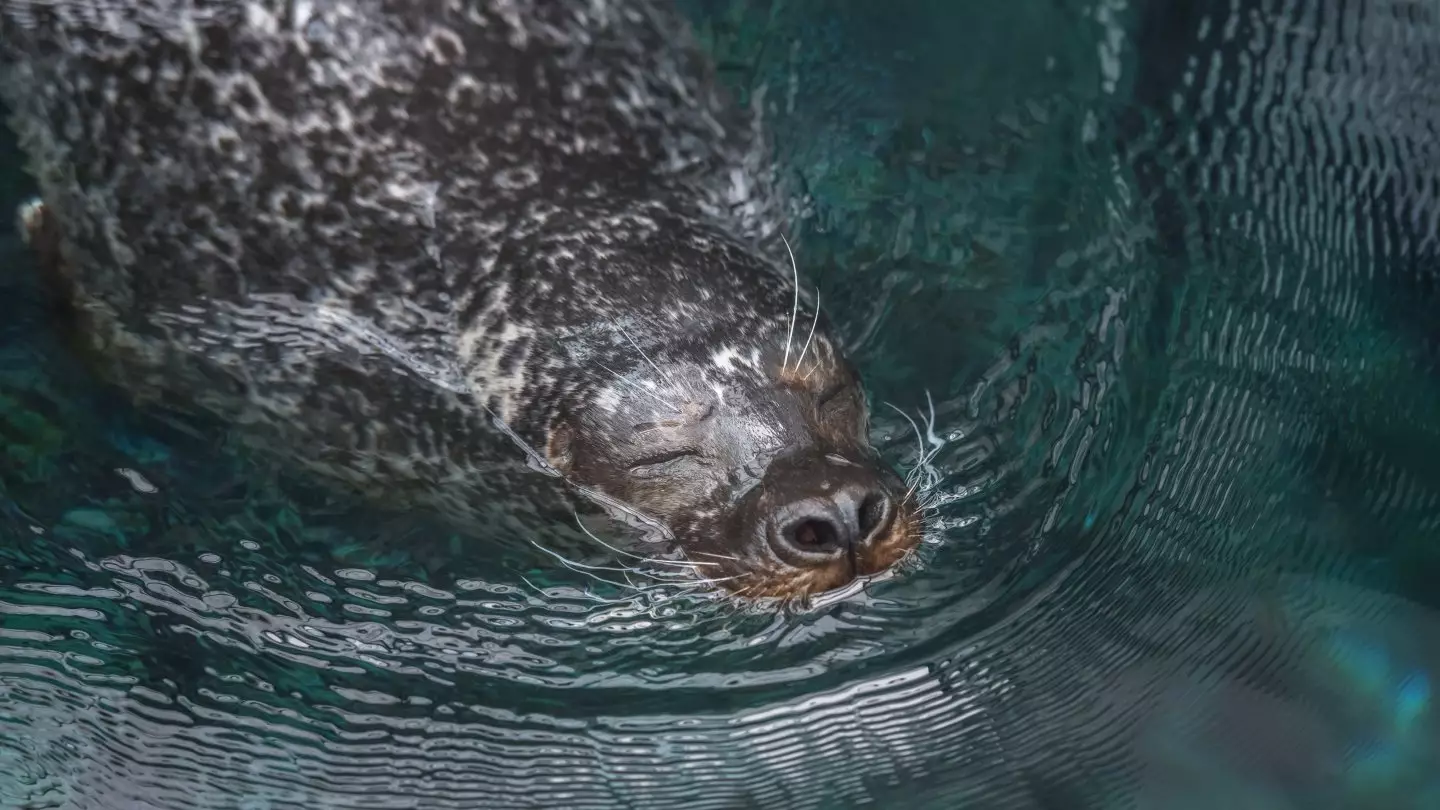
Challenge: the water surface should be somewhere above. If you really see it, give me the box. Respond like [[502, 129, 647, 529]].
[[3, 0, 1440, 807]]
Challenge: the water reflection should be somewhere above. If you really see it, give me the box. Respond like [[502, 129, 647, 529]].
[[2, 0, 1440, 807]]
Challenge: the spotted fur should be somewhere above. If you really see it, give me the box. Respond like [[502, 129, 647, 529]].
[[0, 1, 856, 556]]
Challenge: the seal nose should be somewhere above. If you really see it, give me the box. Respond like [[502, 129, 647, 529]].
[[769, 482, 893, 565]]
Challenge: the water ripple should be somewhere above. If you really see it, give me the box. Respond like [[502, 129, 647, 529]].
[[4, 0, 1440, 806]]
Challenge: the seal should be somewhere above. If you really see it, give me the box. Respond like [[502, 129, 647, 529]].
[[0, 1, 922, 600]]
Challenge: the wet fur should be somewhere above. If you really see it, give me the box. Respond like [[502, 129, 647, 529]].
[[0, 2, 868, 574]]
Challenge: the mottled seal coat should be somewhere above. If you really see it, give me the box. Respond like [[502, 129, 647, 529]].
[[1, 1, 920, 599]]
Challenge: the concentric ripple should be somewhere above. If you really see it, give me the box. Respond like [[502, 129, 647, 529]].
[[4, 0, 1440, 807]]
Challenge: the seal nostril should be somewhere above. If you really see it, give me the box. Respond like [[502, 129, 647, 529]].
[[788, 518, 841, 551], [768, 481, 898, 566], [858, 492, 889, 540]]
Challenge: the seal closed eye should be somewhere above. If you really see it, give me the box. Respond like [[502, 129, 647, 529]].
[[0, 0, 924, 602], [629, 449, 701, 470]]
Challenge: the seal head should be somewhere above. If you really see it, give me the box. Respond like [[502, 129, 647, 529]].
[[546, 308, 918, 600], [484, 205, 921, 601]]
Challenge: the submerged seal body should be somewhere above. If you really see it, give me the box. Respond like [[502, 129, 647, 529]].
[[0, 1, 921, 599]]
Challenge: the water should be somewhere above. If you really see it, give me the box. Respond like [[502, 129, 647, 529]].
[[2, 0, 1439, 807]]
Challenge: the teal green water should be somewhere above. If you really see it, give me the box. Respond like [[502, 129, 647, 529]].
[[2, 1, 1439, 808]]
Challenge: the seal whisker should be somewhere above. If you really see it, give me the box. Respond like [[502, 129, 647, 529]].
[[677, 573, 750, 587], [901, 471, 921, 502], [529, 539, 613, 571], [530, 540, 687, 594], [579, 567, 649, 593], [519, 575, 637, 606], [886, 401, 926, 458], [618, 326, 678, 388], [571, 511, 713, 571], [690, 550, 741, 562], [888, 400, 946, 499], [906, 471, 940, 500], [634, 577, 721, 599], [635, 557, 708, 575], [779, 232, 800, 375], [904, 462, 935, 491], [530, 540, 678, 581], [721, 582, 761, 604], [922, 389, 945, 449], [597, 361, 680, 413], [629, 562, 706, 580], [530, 542, 650, 591], [901, 469, 932, 508], [795, 285, 821, 378], [519, 575, 550, 600], [648, 557, 722, 568], [650, 586, 701, 603]]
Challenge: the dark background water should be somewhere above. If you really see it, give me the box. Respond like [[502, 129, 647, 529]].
[[2, 0, 1439, 808]]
